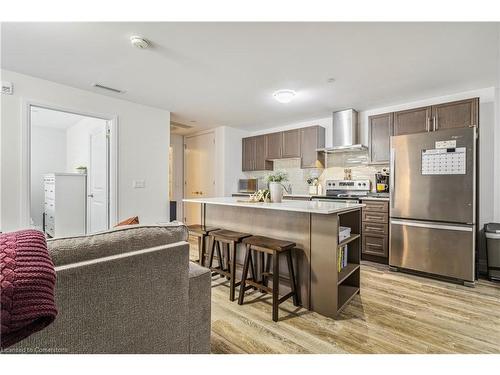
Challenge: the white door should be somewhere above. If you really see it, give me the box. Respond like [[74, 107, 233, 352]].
[[184, 132, 215, 225], [88, 124, 109, 233]]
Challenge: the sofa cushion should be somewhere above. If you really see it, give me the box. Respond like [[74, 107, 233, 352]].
[[48, 223, 189, 267]]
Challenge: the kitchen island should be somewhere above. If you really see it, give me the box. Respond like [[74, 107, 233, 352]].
[[183, 197, 364, 318]]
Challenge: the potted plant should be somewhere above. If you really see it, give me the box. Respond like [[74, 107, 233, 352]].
[[266, 171, 288, 203], [307, 177, 319, 195]]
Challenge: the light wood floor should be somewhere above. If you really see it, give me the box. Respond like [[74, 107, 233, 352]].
[[189, 243, 500, 354]]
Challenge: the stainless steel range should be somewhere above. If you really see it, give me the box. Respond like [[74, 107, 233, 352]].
[[312, 179, 371, 203]]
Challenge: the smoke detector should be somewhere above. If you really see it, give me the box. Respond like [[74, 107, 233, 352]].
[[130, 36, 150, 49]]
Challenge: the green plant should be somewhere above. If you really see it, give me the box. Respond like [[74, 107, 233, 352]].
[[266, 171, 288, 183]]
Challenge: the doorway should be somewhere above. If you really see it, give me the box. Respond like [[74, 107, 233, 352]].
[[28, 105, 112, 237], [183, 132, 216, 225]]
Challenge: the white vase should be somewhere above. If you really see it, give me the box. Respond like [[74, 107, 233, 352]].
[[269, 182, 283, 203], [308, 185, 318, 195]]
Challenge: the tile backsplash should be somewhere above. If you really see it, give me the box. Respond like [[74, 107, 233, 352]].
[[243, 151, 389, 194]]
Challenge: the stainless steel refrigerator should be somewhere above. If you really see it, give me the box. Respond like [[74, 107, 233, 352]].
[[389, 127, 476, 285]]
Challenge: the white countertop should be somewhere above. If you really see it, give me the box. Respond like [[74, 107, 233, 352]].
[[183, 197, 364, 214]]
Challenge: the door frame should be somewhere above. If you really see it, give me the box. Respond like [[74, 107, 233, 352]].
[[21, 99, 119, 230]]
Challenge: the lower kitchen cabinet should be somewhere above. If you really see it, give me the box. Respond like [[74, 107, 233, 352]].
[[361, 199, 389, 263]]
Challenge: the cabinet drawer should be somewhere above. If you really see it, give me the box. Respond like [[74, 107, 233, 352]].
[[362, 222, 388, 236], [362, 234, 388, 257], [362, 200, 388, 212], [362, 210, 388, 223]]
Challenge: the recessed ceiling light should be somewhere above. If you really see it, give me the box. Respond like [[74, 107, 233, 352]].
[[130, 36, 151, 49], [190, 120, 197, 123], [327, 78, 336, 83], [273, 89, 297, 104]]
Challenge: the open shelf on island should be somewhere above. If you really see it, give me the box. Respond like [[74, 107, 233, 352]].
[[338, 233, 360, 248], [338, 263, 360, 285], [337, 285, 360, 314]]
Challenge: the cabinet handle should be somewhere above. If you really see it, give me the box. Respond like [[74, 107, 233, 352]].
[[426, 117, 430, 132], [435, 116, 439, 131], [367, 242, 383, 248], [366, 226, 383, 232], [432, 116, 437, 131]]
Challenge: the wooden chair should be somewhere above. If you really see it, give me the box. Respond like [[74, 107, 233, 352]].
[[187, 224, 219, 266], [208, 229, 250, 301], [239, 235, 299, 322]]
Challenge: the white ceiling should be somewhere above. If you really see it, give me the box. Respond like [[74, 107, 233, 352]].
[[2, 22, 499, 132], [31, 106, 86, 129]]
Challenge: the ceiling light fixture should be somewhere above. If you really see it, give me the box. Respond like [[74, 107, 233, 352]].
[[130, 36, 151, 49], [273, 89, 297, 104]]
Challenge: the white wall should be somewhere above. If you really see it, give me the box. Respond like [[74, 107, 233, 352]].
[[1, 70, 171, 231], [30, 126, 67, 228], [66, 117, 106, 172], [215, 126, 251, 196]]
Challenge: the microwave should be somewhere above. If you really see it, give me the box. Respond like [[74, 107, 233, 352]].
[[238, 178, 266, 193]]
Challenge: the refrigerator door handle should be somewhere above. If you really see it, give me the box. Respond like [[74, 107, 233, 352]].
[[390, 147, 395, 208], [390, 219, 473, 232]]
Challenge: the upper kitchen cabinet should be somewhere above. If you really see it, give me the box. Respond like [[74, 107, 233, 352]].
[[266, 132, 283, 160], [242, 136, 272, 171], [255, 135, 272, 170], [392, 98, 479, 136], [431, 98, 479, 130], [281, 129, 301, 158], [242, 136, 256, 171], [300, 126, 325, 168], [368, 112, 393, 164], [393, 106, 432, 136]]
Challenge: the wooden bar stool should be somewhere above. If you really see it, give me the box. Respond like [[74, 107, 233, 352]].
[[208, 229, 251, 301], [187, 224, 219, 266], [239, 235, 299, 322]]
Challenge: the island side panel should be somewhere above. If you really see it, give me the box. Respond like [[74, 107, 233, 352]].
[[205, 204, 311, 308], [310, 212, 339, 318]]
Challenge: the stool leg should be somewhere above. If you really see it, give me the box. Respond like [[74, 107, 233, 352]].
[[229, 242, 237, 302], [225, 243, 231, 280], [272, 250, 280, 322], [263, 253, 271, 288], [215, 240, 224, 273], [238, 244, 251, 305], [286, 250, 299, 306], [208, 236, 216, 269], [198, 235, 204, 266], [260, 251, 265, 284]]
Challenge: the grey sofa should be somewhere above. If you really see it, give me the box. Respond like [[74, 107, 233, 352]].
[[11, 223, 211, 354]]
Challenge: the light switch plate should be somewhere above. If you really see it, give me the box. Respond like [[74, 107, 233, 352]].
[[133, 180, 145, 188], [1, 81, 13, 95]]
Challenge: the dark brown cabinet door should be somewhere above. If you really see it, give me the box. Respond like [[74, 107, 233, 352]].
[[254, 135, 272, 171], [431, 98, 479, 131], [368, 113, 393, 163], [362, 234, 388, 257], [393, 106, 431, 136], [281, 129, 301, 158], [242, 137, 256, 171], [266, 132, 282, 160], [300, 126, 325, 168]]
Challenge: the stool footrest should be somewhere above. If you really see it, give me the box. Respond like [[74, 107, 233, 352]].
[[245, 279, 272, 294], [278, 292, 295, 305]]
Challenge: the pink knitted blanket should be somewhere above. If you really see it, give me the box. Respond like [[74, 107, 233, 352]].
[[1, 229, 57, 349]]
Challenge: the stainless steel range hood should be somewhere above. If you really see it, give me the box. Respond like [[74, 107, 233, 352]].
[[317, 109, 368, 153]]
